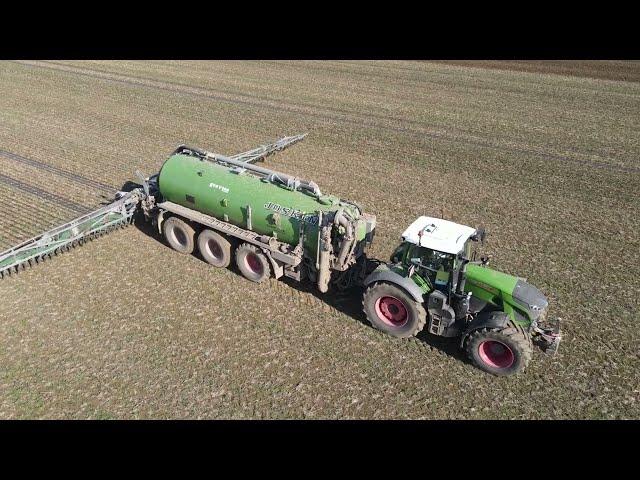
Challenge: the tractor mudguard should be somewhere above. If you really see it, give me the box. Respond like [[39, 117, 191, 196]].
[[363, 268, 426, 303], [459, 311, 510, 348]]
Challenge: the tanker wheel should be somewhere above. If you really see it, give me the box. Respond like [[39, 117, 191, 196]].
[[235, 243, 271, 283], [362, 282, 426, 338], [464, 322, 533, 376], [163, 216, 195, 255], [197, 229, 231, 268]]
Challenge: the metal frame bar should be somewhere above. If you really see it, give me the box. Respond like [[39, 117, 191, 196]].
[[0, 190, 142, 275]]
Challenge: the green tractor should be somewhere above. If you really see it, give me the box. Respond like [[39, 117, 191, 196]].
[[362, 216, 561, 376]]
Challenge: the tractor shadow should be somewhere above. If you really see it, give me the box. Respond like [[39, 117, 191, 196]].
[[279, 279, 469, 363], [122, 181, 468, 364]]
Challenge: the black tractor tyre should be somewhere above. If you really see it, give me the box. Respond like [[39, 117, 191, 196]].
[[163, 216, 196, 255], [235, 243, 271, 283], [362, 282, 427, 338], [464, 322, 533, 376], [198, 229, 232, 268]]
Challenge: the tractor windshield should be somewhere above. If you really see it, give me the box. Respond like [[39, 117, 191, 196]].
[[391, 243, 409, 263], [410, 246, 453, 271]]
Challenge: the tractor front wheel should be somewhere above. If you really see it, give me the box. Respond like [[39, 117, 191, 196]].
[[464, 323, 533, 376], [362, 282, 426, 338]]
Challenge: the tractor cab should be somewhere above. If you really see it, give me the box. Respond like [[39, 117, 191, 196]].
[[391, 216, 481, 294]]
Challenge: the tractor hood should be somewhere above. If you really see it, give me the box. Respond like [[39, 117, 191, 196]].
[[465, 264, 548, 319], [511, 278, 549, 317], [465, 264, 519, 295]]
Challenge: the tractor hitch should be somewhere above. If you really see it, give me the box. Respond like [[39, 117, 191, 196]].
[[532, 317, 561, 355]]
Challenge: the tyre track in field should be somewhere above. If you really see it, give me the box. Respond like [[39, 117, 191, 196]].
[[40, 61, 640, 169], [16, 60, 640, 175], [335, 60, 640, 96], [0, 149, 116, 193], [0, 183, 71, 226], [0, 173, 90, 215], [0, 177, 96, 249]]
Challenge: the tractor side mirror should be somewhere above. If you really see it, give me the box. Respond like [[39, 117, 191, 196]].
[[471, 227, 486, 244], [478, 227, 487, 245]]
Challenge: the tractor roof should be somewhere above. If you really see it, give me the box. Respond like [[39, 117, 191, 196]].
[[401, 216, 477, 254]]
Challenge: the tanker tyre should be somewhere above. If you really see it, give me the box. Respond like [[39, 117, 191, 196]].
[[197, 229, 231, 268], [362, 282, 426, 338], [464, 322, 532, 376], [163, 216, 195, 255], [235, 243, 271, 283]]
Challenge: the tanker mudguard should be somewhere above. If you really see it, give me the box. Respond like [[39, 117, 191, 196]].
[[363, 266, 425, 303]]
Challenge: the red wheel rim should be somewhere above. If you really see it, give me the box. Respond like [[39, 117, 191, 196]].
[[478, 340, 515, 369], [244, 252, 264, 275], [206, 239, 223, 260], [374, 296, 409, 327]]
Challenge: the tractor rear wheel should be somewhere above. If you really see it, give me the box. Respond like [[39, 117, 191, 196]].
[[464, 322, 533, 376], [235, 243, 271, 283], [362, 282, 427, 338], [163, 216, 195, 255], [198, 229, 231, 268]]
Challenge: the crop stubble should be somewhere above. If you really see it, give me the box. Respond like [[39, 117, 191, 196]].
[[0, 60, 638, 419]]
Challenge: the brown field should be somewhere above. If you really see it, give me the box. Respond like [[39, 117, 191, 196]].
[[434, 60, 640, 83], [0, 60, 638, 419]]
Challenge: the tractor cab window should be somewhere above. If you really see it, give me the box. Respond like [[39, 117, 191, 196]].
[[408, 245, 454, 292], [390, 243, 409, 264]]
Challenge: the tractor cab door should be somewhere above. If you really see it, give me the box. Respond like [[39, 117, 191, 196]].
[[390, 242, 409, 264]]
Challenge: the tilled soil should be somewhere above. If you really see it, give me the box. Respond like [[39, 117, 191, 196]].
[[0, 60, 638, 419]]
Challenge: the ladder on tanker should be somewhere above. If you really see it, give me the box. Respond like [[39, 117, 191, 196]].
[[0, 134, 308, 280]]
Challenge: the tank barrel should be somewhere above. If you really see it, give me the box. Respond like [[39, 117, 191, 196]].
[[158, 135, 375, 292]]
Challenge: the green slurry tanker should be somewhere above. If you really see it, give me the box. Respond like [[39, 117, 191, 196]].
[[155, 142, 375, 292], [0, 134, 560, 376]]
